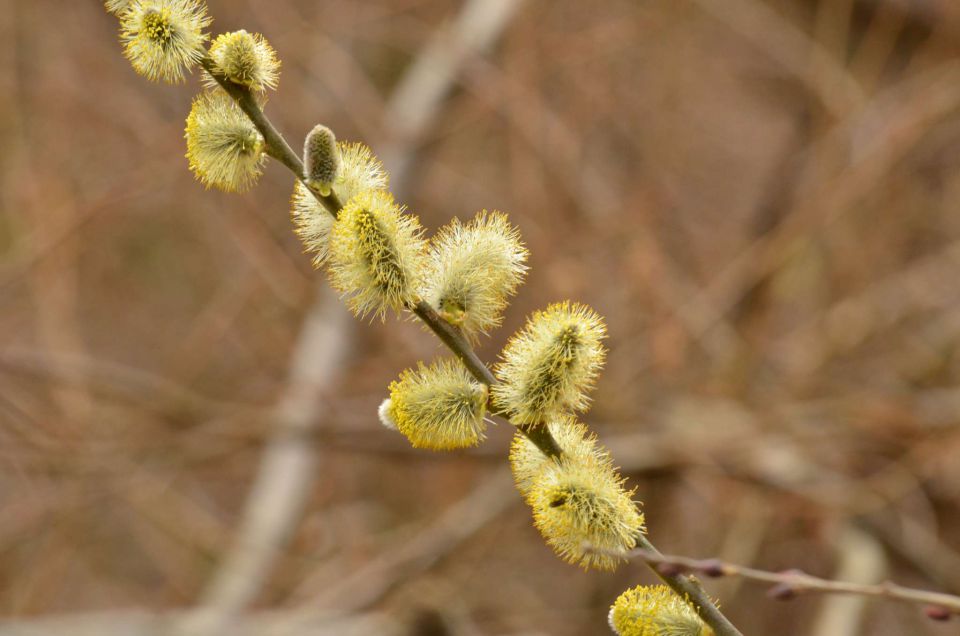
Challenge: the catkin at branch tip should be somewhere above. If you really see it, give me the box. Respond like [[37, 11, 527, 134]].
[[117, 0, 211, 84], [609, 585, 714, 636], [492, 301, 607, 425], [205, 29, 280, 93]]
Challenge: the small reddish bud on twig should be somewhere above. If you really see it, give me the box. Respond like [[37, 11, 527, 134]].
[[656, 561, 686, 577], [768, 582, 797, 601], [700, 559, 726, 578], [924, 605, 951, 622]]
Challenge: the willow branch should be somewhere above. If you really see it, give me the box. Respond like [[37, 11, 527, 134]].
[[627, 547, 960, 619], [205, 66, 739, 636], [195, 69, 562, 460]]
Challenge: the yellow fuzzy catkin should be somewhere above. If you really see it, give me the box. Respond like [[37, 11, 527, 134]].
[[424, 211, 528, 340], [119, 0, 211, 83], [327, 190, 427, 319], [205, 30, 280, 93], [185, 90, 266, 192], [291, 142, 388, 267], [387, 359, 488, 450], [509, 418, 613, 501], [492, 301, 606, 425], [529, 458, 644, 570], [609, 585, 714, 636]]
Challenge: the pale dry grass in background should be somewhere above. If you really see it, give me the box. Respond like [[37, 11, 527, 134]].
[[2, 0, 960, 634]]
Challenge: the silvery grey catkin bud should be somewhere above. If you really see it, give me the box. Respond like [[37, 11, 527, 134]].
[[304, 124, 340, 196]]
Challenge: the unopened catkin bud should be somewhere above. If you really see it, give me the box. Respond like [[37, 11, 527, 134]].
[[303, 125, 340, 196], [492, 302, 607, 424], [609, 585, 714, 636]]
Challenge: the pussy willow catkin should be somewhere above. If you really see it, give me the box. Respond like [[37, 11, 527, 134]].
[[493, 301, 607, 424], [529, 458, 644, 570], [609, 585, 714, 636], [509, 417, 613, 501], [327, 189, 427, 319], [303, 125, 340, 196], [424, 211, 528, 341], [119, 0, 211, 83], [385, 358, 488, 450], [185, 90, 265, 192], [205, 29, 280, 93], [291, 141, 389, 267]]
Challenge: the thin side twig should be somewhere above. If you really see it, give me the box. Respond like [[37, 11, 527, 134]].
[[626, 547, 960, 618]]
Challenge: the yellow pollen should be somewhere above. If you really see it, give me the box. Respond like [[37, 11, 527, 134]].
[[143, 10, 173, 45]]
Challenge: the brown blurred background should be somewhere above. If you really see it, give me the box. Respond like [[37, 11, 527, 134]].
[[2, 0, 960, 634]]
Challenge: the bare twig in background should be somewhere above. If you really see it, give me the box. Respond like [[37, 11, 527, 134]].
[[622, 547, 960, 617], [810, 525, 888, 636], [685, 62, 960, 350], [0, 610, 401, 636], [689, 0, 865, 115], [288, 470, 516, 616], [174, 286, 351, 636]]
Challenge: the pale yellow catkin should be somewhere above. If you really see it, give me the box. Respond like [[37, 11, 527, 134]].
[[609, 585, 714, 636], [424, 210, 528, 341], [529, 458, 644, 570], [493, 301, 607, 425], [387, 359, 488, 450], [118, 0, 211, 83], [205, 29, 280, 93], [327, 189, 427, 319], [291, 141, 388, 267], [509, 417, 613, 502], [185, 90, 266, 192]]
